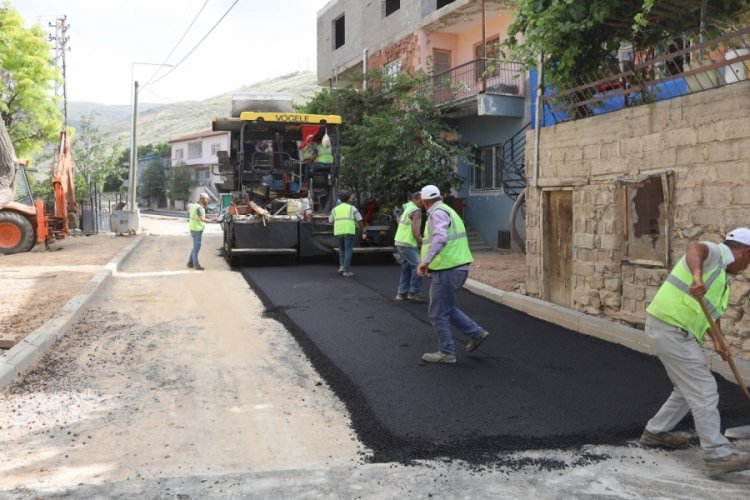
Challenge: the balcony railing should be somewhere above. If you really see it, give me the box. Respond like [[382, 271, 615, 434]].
[[425, 59, 527, 106], [542, 26, 750, 126]]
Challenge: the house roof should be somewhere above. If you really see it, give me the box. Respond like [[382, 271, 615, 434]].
[[168, 129, 227, 143]]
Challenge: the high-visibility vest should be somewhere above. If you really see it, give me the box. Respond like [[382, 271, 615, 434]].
[[646, 251, 729, 342], [317, 144, 333, 164], [331, 203, 356, 235], [394, 201, 419, 247], [188, 203, 205, 232], [420, 202, 473, 270], [301, 144, 316, 162]]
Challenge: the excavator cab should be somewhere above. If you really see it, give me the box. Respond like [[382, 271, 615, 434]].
[[12, 161, 34, 207], [0, 161, 47, 254]]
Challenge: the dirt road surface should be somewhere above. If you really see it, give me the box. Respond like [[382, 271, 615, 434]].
[[1, 217, 362, 494], [2, 215, 749, 498]]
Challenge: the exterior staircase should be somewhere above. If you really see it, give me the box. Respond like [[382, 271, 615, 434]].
[[466, 227, 493, 253], [500, 122, 530, 200]]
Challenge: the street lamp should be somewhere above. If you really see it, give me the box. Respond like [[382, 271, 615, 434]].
[[127, 62, 173, 220]]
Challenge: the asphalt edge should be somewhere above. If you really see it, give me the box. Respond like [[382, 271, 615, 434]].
[[0, 234, 146, 390], [464, 278, 750, 387]]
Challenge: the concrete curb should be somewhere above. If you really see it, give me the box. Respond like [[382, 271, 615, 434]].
[[0, 235, 146, 390], [464, 278, 750, 387]]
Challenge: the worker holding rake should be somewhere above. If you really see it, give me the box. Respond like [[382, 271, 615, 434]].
[[640, 228, 750, 479]]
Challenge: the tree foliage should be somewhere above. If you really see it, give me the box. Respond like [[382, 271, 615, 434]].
[[71, 113, 125, 194], [0, 2, 63, 157], [140, 158, 166, 204], [300, 71, 472, 209], [166, 163, 193, 209], [505, 0, 750, 91]]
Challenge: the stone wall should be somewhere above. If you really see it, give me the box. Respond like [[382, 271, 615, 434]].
[[525, 79, 750, 358]]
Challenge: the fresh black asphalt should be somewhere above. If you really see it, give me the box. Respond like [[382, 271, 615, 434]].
[[237, 257, 750, 465]]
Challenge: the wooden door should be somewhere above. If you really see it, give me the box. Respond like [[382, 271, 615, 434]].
[[544, 190, 573, 307]]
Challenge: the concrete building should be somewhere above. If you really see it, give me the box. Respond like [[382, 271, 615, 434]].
[[168, 129, 229, 204], [524, 72, 750, 359], [317, 0, 529, 250]]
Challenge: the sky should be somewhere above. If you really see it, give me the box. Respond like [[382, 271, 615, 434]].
[[12, 0, 332, 105]]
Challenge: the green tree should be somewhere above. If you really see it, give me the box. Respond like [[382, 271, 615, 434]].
[[505, 0, 750, 93], [0, 2, 63, 157], [71, 113, 125, 194], [301, 71, 471, 209], [138, 143, 171, 158], [166, 163, 193, 209], [102, 148, 131, 192], [139, 158, 166, 206]]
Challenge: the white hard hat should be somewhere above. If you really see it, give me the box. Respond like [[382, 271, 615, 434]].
[[420, 185, 441, 200]]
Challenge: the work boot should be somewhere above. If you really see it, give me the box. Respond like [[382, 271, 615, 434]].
[[406, 293, 427, 303], [422, 352, 456, 364], [187, 261, 193, 268], [705, 451, 750, 479], [395, 293, 407, 300], [194, 264, 205, 271], [639, 429, 689, 450], [466, 329, 490, 352]]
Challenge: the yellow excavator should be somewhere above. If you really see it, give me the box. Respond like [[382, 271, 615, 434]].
[[0, 130, 78, 254]]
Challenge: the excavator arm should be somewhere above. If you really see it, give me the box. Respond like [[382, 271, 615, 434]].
[[48, 129, 78, 239]]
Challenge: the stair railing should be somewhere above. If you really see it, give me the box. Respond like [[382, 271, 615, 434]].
[[498, 122, 530, 200]]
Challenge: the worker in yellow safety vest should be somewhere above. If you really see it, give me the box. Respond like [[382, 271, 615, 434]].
[[416, 185, 489, 364], [299, 134, 318, 185], [187, 193, 214, 270], [329, 191, 366, 277], [394, 191, 426, 302], [638, 227, 750, 479], [316, 133, 334, 165]]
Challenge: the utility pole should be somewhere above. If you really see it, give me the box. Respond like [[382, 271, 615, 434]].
[[49, 16, 70, 127], [127, 62, 173, 222], [128, 80, 139, 213]]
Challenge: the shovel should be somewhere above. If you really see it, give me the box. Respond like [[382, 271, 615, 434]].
[[696, 297, 750, 439]]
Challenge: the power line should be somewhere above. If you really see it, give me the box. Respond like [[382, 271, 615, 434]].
[[144, 0, 239, 88], [142, 0, 211, 88], [139, 87, 178, 104]]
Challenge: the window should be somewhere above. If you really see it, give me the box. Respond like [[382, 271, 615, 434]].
[[188, 142, 202, 159], [432, 49, 452, 75], [437, 0, 455, 9], [384, 59, 402, 78], [620, 172, 673, 265], [174, 149, 184, 161], [197, 169, 210, 186], [475, 36, 500, 80], [334, 15, 345, 49], [383, 59, 402, 90], [472, 144, 503, 191], [385, 0, 400, 16], [211, 143, 221, 156]]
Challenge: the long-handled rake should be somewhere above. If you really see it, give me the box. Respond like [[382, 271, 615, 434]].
[[697, 297, 750, 439]]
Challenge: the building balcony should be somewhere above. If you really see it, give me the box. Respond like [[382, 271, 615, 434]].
[[423, 59, 527, 118]]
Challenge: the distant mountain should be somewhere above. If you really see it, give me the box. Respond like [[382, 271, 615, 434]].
[[69, 71, 323, 148], [67, 102, 162, 132]]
